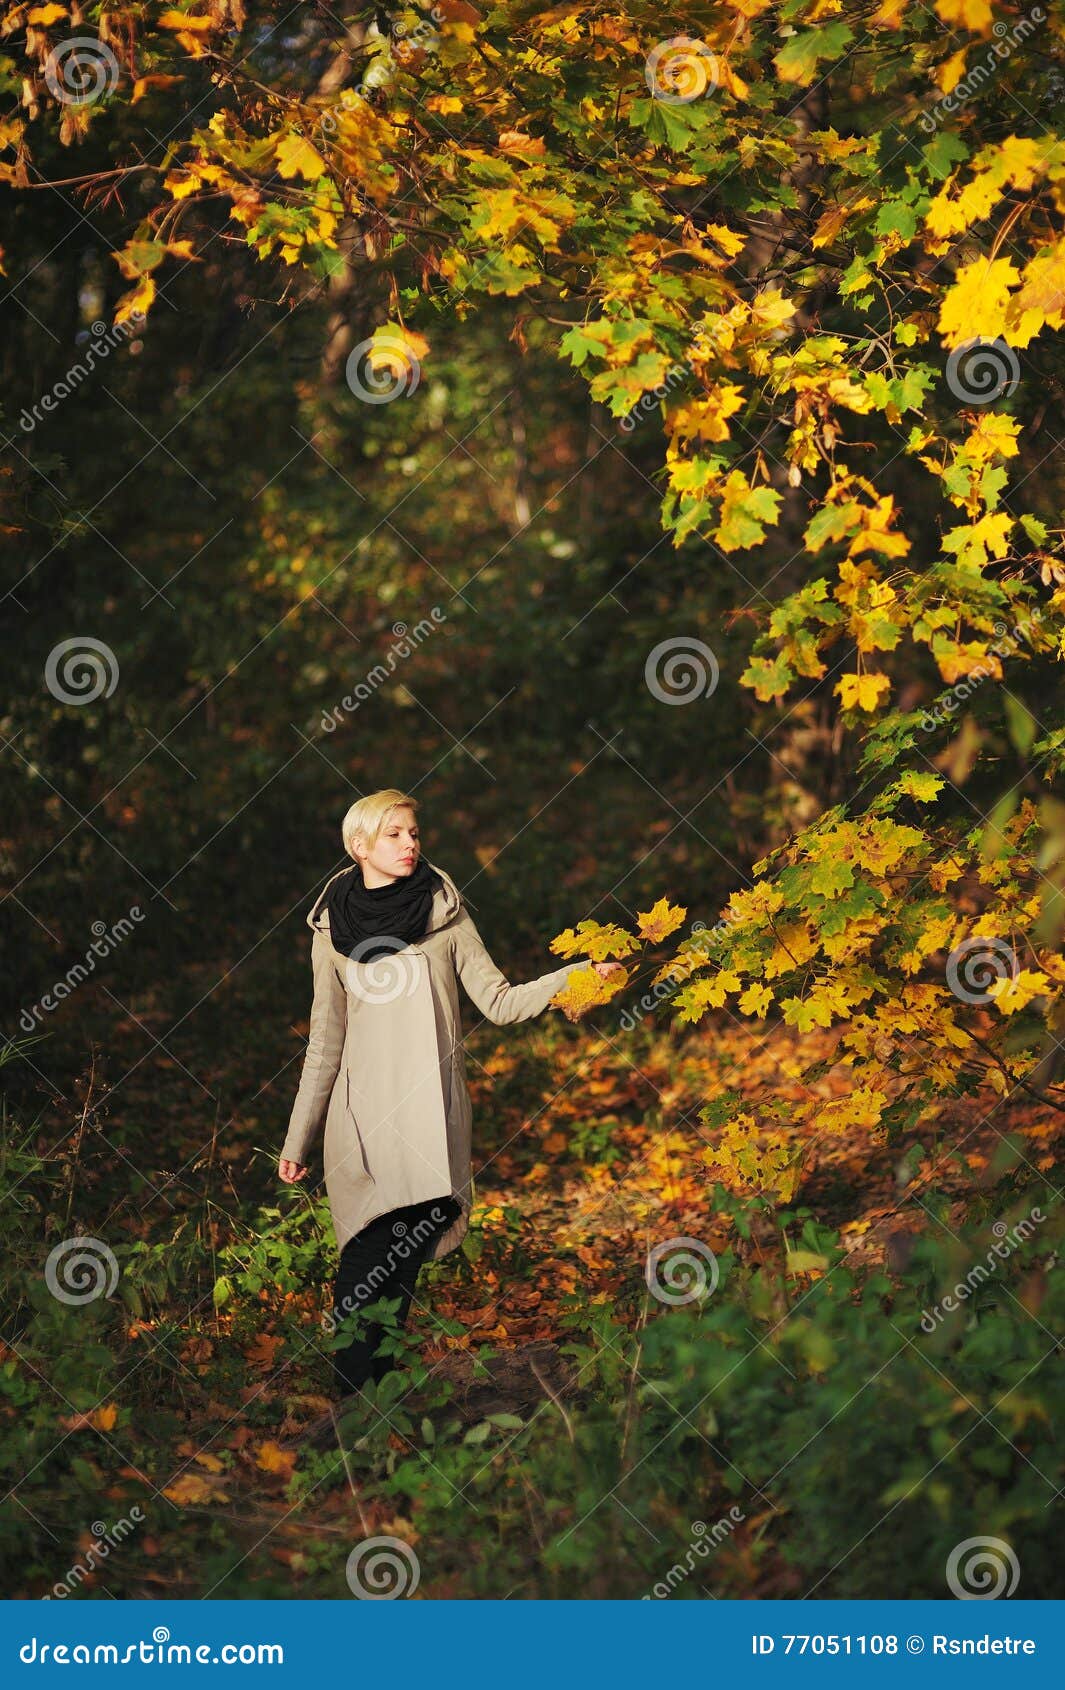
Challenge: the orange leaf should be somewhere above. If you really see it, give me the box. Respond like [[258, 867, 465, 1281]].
[[254, 1440, 297, 1477]]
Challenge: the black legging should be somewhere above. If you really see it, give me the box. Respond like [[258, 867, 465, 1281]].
[[329, 1194, 461, 1394]]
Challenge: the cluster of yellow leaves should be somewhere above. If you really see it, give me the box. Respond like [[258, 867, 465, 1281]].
[[550, 962, 629, 1022], [110, 234, 197, 322], [550, 918, 641, 961], [157, 8, 216, 58], [701, 1112, 806, 1205], [548, 901, 688, 1020], [926, 136, 1065, 248], [927, 139, 1065, 349]]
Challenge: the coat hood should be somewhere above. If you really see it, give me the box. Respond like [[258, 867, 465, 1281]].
[[306, 857, 465, 938]]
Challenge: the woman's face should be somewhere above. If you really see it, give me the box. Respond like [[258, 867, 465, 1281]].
[[358, 806, 420, 881]]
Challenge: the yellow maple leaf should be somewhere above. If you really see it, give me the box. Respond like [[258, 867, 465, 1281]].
[[636, 897, 687, 944], [157, 9, 216, 54], [674, 971, 741, 1022], [158, 8, 215, 27], [666, 385, 745, 445], [938, 256, 1020, 348], [934, 0, 993, 30], [738, 981, 773, 1017], [275, 132, 327, 181], [114, 276, 154, 324], [1005, 238, 1065, 346], [935, 47, 969, 94], [853, 818, 924, 874], [987, 969, 1050, 1014], [836, 672, 890, 710]]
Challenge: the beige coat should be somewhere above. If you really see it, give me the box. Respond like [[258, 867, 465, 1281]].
[[279, 859, 583, 1261]]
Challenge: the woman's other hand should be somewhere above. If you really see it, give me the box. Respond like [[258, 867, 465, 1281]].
[[590, 960, 625, 978], [278, 1157, 308, 1183]]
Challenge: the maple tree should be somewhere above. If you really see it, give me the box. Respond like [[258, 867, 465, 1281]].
[[4, 0, 1065, 1189]]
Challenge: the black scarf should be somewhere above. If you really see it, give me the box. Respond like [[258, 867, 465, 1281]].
[[316, 856, 442, 962]]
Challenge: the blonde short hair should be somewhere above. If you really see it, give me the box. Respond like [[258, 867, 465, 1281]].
[[340, 788, 420, 861]]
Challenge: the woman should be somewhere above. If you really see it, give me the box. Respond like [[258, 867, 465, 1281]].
[[278, 788, 621, 1399]]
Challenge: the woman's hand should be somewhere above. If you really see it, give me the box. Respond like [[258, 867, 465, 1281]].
[[278, 1157, 308, 1184], [590, 960, 625, 978]]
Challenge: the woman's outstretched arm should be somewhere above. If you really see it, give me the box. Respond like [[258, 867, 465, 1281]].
[[450, 905, 585, 1026], [279, 925, 347, 1169]]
